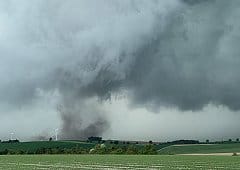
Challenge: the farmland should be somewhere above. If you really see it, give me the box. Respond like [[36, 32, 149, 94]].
[[1, 142, 240, 169], [0, 155, 240, 169], [0, 140, 161, 154], [158, 143, 240, 155], [1, 140, 240, 155], [0, 141, 94, 154]]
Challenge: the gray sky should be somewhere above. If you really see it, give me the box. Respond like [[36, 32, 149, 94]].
[[0, 0, 240, 142]]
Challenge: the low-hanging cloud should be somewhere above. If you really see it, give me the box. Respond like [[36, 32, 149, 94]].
[[1, 0, 240, 139]]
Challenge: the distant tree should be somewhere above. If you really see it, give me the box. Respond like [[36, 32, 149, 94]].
[[206, 139, 209, 143], [149, 140, 153, 144], [35, 148, 47, 154], [1, 149, 9, 155], [236, 138, 239, 142], [51, 148, 61, 154], [16, 150, 26, 155], [49, 137, 53, 141], [110, 147, 124, 154], [141, 144, 157, 155], [87, 137, 102, 143], [126, 145, 138, 155], [114, 141, 119, 145], [229, 139, 232, 142], [91, 144, 107, 154], [233, 152, 238, 156], [46, 148, 53, 154]]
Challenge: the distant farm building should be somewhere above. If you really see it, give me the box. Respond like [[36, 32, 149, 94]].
[[87, 136, 102, 143]]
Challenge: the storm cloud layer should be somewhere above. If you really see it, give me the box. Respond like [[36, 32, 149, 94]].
[[1, 0, 240, 139]]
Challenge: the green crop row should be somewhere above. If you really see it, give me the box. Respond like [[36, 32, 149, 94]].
[[0, 155, 240, 170]]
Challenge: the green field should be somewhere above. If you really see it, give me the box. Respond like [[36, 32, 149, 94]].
[[158, 143, 240, 155], [0, 155, 239, 169], [2, 141, 240, 155], [0, 141, 94, 153], [0, 140, 166, 154]]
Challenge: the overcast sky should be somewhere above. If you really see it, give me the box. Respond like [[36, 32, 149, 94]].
[[0, 0, 240, 142]]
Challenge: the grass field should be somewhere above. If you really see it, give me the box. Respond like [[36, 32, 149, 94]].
[[0, 155, 240, 169], [0, 141, 94, 153], [158, 143, 240, 155]]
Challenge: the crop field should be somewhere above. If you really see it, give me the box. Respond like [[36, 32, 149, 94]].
[[0, 155, 240, 170], [158, 143, 240, 155], [0, 141, 94, 153]]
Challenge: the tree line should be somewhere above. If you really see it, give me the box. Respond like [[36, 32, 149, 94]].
[[0, 144, 157, 155]]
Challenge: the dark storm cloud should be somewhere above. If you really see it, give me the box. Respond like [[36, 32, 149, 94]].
[[59, 0, 240, 111], [125, 0, 240, 111], [1, 0, 240, 139]]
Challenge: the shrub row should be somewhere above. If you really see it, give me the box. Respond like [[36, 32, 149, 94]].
[[0, 144, 157, 155]]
